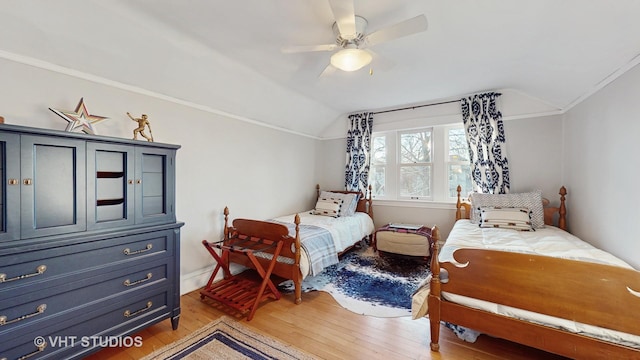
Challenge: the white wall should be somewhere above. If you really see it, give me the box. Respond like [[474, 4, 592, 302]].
[[504, 115, 564, 199], [0, 58, 321, 294], [563, 62, 640, 269]]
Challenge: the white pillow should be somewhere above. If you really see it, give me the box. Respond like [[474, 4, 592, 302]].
[[320, 191, 359, 216], [311, 197, 343, 217], [479, 207, 533, 231], [470, 190, 545, 229]]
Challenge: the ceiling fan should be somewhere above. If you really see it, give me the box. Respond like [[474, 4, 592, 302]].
[[282, 0, 428, 74]]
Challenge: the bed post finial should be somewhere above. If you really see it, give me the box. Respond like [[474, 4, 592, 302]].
[[558, 186, 567, 231], [223, 206, 230, 240], [455, 185, 463, 220]]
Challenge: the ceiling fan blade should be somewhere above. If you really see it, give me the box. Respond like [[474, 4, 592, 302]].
[[328, 0, 356, 37], [364, 14, 428, 47], [281, 44, 339, 53]]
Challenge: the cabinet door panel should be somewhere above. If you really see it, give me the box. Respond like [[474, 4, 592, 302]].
[[143, 197, 164, 216], [35, 146, 76, 227], [135, 148, 175, 225], [20, 136, 86, 238], [142, 172, 164, 196], [0, 133, 20, 242], [87, 143, 135, 230]]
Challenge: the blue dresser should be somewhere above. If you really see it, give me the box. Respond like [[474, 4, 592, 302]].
[[0, 124, 182, 359]]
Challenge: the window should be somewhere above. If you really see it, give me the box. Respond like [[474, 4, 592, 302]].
[[446, 127, 473, 199], [370, 125, 472, 202]]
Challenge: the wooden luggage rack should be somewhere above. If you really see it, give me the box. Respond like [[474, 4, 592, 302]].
[[200, 218, 287, 321]]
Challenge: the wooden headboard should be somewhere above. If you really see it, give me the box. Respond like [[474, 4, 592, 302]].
[[315, 184, 374, 220], [454, 185, 567, 230]]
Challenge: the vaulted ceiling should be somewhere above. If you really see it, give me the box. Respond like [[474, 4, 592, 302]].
[[2, 0, 640, 137]]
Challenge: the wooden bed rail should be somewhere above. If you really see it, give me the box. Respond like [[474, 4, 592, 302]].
[[455, 185, 568, 230]]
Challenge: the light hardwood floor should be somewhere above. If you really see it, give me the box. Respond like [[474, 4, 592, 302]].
[[87, 288, 568, 360]]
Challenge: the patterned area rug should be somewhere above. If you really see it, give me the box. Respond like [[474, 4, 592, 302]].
[[279, 246, 430, 317], [141, 316, 317, 360]]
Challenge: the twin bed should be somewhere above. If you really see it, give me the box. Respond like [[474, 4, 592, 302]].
[[415, 186, 640, 358], [214, 185, 375, 305]]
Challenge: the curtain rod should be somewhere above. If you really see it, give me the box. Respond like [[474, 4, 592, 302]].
[[372, 99, 460, 115]]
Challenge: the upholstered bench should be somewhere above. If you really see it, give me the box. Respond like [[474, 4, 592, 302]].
[[374, 224, 432, 258]]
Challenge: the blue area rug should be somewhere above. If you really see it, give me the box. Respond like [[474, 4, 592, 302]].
[[279, 246, 430, 317]]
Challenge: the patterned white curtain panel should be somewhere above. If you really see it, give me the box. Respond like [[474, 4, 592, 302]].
[[461, 92, 510, 194], [345, 112, 373, 194]]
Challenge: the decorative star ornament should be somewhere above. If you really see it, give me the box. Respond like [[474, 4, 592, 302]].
[[49, 98, 108, 135]]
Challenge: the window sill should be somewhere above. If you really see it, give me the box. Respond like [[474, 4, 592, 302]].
[[371, 199, 456, 210]]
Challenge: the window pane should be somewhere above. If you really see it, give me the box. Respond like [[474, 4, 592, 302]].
[[401, 130, 431, 163], [370, 166, 385, 197], [371, 135, 386, 164], [400, 166, 430, 197], [448, 128, 469, 162], [448, 164, 472, 198]]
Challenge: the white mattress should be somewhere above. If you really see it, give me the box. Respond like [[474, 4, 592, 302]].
[[272, 211, 375, 277], [414, 220, 640, 348], [441, 220, 632, 268]]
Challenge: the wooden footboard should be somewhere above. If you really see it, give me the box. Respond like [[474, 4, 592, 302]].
[[428, 244, 640, 358]]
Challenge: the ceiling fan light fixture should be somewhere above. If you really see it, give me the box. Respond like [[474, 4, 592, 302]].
[[330, 48, 372, 72]]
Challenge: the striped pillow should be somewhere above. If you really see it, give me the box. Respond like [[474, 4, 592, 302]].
[[311, 197, 343, 217], [470, 190, 545, 229], [320, 191, 359, 217], [479, 207, 534, 231]]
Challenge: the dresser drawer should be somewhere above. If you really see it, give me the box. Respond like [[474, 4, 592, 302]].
[[0, 258, 171, 340], [0, 229, 175, 297], [0, 290, 170, 360]]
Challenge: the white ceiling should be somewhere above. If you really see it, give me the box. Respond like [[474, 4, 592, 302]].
[[2, 0, 640, 137]]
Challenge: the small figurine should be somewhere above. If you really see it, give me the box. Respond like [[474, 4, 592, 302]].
[[127, 112, 154, 142]]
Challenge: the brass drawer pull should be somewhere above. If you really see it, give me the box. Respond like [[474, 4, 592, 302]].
[[124, 301, 152, 318], [0, 265, 47, 283], [123, 273, 153, 287], [8, 179, 18, 185], [0, 304, 47, 326], [14, 341, 46, 360], [23, 178, 33, 185], [123, 244, 153, 256]]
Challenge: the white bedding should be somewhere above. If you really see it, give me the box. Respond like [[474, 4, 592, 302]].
[[441, 220, 632, 268], [413, 220, 640, 348], [272, 211, 375, 278]]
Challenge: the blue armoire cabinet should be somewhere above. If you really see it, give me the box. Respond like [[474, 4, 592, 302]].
[[0, 124, 182, 359]]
